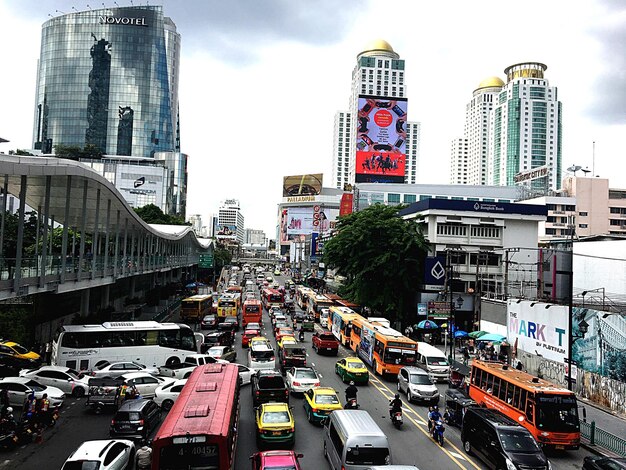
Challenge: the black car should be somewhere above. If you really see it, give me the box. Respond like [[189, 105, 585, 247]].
[[219, 316, 239, 332], [109, 398, 161, 441], [0, 353, 39, 376], [583, 457, 626, 470], [200, 314, 218, 330], [462, 407, 550, 470], [201, 331, 233, 353], [251, 370, 289, 406]]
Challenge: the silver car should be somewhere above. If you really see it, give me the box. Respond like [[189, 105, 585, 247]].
[[285, 367, 321, 394], [90, 361, 160, 379], [19, 365, 89, 397], [0, 377, 65, 407], [397, 366, 440, 405]]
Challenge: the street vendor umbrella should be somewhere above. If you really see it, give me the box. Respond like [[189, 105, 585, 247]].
[[476, 333, 506, 342], [454, 330, 469, 338], [468, 330, 488, 339], [416, 320, 439, 330]]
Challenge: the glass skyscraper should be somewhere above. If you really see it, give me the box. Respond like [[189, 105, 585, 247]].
[[32, 6, 180, 158]]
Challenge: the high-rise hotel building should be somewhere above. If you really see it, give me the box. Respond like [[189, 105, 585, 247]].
[[32, 6, 180, 158], [331, 40, 420, 188]]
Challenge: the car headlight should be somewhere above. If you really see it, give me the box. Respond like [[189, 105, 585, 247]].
[[547, 461, 552, 470], [505, 458, 517, 470]]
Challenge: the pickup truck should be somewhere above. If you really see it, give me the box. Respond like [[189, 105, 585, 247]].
[[157, 354, 225, 379], [251, 369, 289, 406], [312, 331, 339, 356]]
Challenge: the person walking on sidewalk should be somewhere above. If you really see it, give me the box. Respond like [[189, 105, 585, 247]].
[[462, 347, 470, 366]]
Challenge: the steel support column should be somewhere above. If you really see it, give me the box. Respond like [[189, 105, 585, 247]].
[[60, 176, 72, 282], [13, 176, 28, 292], [103, 199, 111, 277], [91, 188, 101, 279], [0, 175, 8, 257], [122, 218, 128, 277], [77, 181, 88, 282], [39, 176, 51, 288], [113, 210, 120, 279]]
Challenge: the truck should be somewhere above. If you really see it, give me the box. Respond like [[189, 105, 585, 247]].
[[157, 354, 225, 379], [312, 331, 339, 356], [251, 369, 289, 406]]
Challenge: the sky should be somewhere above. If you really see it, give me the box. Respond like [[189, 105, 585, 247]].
[[0, 0, 625, 238]]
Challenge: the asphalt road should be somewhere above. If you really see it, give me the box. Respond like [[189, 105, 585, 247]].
[[2, 270, 595, 469]]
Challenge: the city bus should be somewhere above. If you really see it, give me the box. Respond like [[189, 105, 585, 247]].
[[242, 299, 263, 327], [306, 292, 335, 322], [295, 286, 314, 310], [329, 306, 360, 347], [468, 360, 580, 449], [350, 317, 417, 376], [226, 285, 243, 297], [180, 294, 213, 322], [151, 363, 240, 469], [217, 294, 239, 319], [261, 288, 284, 310], [335, 298, 362, 313], [52, 321, 197, 371]]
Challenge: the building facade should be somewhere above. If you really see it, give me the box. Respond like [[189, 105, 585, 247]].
[[217, 199, 245, 244], [244, 229, 267, 246], [450, 138, 469, 185], [32, 6, 180, 158], [331, 40, 420, 188], [489, 62, 562, 191]]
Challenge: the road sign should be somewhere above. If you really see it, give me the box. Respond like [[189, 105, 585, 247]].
[[199, 254, 214, 268]]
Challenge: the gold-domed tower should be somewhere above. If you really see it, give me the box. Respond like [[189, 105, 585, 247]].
[[357, 39, 399, 59]]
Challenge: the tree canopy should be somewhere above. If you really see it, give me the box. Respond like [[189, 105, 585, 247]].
[[322, 204, 429, 325], [134, 204, 187, 225], [54, 143, 103, 159]]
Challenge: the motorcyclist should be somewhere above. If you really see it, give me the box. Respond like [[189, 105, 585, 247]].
[[389, 393, 402, 418], [428, 404, 442, 432], [345, 381, 358, 403], [298, 325, 305, 341], [0, 407, 17, 433]]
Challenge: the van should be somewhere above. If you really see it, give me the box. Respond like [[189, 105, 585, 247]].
[[416, 342, 450, 382], [323, 410, 392, 469], [461, 407, 550, 470], [109, 398, 161, 441], [248, 343, 276, 372]]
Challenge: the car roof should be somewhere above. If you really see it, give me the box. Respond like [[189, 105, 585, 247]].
[[0, 376, 32, 384], [402, 366, 427, 375], [120, 372, 154, 379], [32, 365, 72, 373], [346, 357, 363, 363], [117, 398, 151, 411], [313, 387, 337, 395], [68, 439, 134, 460], [0, 341, 18, 347], [262, 402, 290, 412], [260, 450, 297, 464]]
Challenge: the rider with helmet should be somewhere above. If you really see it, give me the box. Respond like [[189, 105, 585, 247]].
[[389, 393, 402, 418], [345, 381, 358, 402], [428, 404, 442, 432]]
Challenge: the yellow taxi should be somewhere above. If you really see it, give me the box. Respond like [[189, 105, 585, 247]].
[[249, 336, 272, 349], [255, 402, 295, 448], [277, 335, 297, 349], [302, 387, 342, 424], [0, 341, 40, 361], [335, 357, 369, 384]]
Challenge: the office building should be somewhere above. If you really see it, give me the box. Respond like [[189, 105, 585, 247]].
[[244, 229, 267, 246], [217, 199, 245, 244], [32, 6, 180, 158], [450, 138, 469, 185], [331, 40, 420, 188]]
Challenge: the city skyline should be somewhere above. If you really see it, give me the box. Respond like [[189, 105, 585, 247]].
[[1, 0, 625, 237]]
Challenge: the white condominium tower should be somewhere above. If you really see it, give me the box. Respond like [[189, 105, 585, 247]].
[[489, 62, 562, 191], [331, 40, 420, 188], [450, 137, 469, 184], [217, 199, 245, 244]]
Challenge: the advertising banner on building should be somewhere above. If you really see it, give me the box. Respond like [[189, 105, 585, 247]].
[[507, 300, 569, 363], [216, 225, 237, 238], [340, 193, 353, 216], [355, 96, 407, 184], [282, 174, 323, 197]]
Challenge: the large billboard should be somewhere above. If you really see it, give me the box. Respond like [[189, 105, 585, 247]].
[[279, 206, 339, 244], [216, 225, 237, 239], [355, 96, 407, 184], [283, 174, 323, 197]]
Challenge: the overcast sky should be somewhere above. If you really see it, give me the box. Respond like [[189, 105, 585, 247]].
[[1, 0, 625, 238]]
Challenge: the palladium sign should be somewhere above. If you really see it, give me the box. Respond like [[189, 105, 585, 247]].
[[99, 16, 148, 26]]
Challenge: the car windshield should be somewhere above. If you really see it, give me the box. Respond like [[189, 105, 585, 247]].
[[345, 447, 389, 465], [61, 461, 101, 470], [315, 394, 339, 404], [203, 315, 216, 321], [25, 380, 45, 391], [498, 430, 541, 452], [263, 411, 290, 424], [427, 357, 448, 366], [347, 361, 365, 369], [207, 348, 224, 357], [11, 344, 30, 354], [410, 374, 432, 385], [537, 395, 579, 432]]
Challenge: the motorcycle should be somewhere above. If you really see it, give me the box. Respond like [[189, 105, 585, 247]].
[[344, 398, 359, 409], [298, 330, 305, 342], [390, 409, 403, 428], [431, 419, 445, 446]]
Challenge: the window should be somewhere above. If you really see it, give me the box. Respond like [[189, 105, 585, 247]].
[[403, 194, 416, 203], [329, 423, 344, 454], [387, 193, 400, 204]]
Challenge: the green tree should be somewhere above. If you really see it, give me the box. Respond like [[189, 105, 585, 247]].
[[214, 245, 232, 271], [134, 204, 188, 225], [323, 204, 429, 325], [54, 143, 103, 159]]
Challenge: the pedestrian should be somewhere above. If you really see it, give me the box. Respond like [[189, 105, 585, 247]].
[[45, 342, 52, 364], [515, 359, 523, 371], [462, 347, 470, 366], [38, 393, 50, 427], [136, 444, 153, 470]]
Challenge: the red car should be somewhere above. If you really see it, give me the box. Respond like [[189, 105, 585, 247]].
[[275, 327, 294, 342], [250, 450, 304, 470], [242, 328, 261, 348]]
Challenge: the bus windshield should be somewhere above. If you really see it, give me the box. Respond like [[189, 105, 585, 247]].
[[269, 294, 282, 302], [537, 395, 579, 432], [219, 301, 236, 307]]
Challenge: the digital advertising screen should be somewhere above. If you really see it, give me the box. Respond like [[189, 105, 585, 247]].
[[355, 96, 407, 184], [216, 225, 237, 238], [282, 174, 323, 197], [279, 206, 339, 244]]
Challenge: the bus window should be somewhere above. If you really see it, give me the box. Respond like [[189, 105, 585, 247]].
[[525, 394, 534, 424], [492, 377, 501, 398], [513, 385, 521, 409], [486, 372, 494, 393]]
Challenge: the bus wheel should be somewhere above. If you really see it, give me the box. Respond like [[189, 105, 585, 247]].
[[166, 356, 181, 366]]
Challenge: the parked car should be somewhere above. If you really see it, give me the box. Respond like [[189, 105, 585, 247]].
[[312, 332, 339, 355], [154, 379, 187, 410], [19, 365, 89, 397], [61, 439, 136, 470], [250, 450, 304, 470], [335, 357, 369, 384], [302, 387, 342, 424], [255, 402, 295, 448], [206, 345, 237, 363], [90, 361, 160, 379], [109, 399, 161, 441], [118, 372, 176, 399], [0, 376, 65, 407], [397, 366, 439, 405], [200, 314, 219, 330], [285, 367, 320, 394]]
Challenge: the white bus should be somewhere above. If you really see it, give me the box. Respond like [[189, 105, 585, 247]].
[[52, 321, 197, 372]]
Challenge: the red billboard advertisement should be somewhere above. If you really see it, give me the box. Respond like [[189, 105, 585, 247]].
[[340, 193, 353, 216], [355, 96, 407, 183]]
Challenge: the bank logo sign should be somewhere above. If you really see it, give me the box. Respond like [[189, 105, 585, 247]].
[[424, 256, 446, 286]]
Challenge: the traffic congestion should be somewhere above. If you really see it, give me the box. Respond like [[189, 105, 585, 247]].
[[0, 264, 602, 469]]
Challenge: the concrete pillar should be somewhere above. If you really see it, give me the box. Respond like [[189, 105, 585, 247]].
[[13, 175, 28, 291], [91, 188, 101, 279], [39, 176, 51, 288], [130, 276, 136, 298], [60, 176, 72, 282], [77, 180, 88, 282], [80, 289, 90, 316], [101, 285, 110, 310], [0, 175, 8, 255], [103, 199, 111, 276]]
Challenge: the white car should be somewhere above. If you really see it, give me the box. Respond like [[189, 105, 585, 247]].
[[154, 379, 187, 410], [235, 363, 254, 385], [285, 367, 321, 394], [90, 361, 160, 379], [0, 377, 65, 407], [19, 365, 89, 397], [61, 439, 135, 470], [119, 372, 176, 398]]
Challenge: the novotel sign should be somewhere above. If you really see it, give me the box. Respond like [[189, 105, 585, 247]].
[[98, 16, 148, 27]]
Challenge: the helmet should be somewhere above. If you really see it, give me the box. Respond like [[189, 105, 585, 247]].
[[395, 393, 400, 399], [349, 381, 355, 386], [5, 407, 13, 413], [432, 405, 438, 410]]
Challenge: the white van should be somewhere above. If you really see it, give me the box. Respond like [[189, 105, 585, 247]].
[[416, 342, 450, 382], [323, 410, 392, 469], [320, 308, 330, 328], [248, 343, 276, 372]]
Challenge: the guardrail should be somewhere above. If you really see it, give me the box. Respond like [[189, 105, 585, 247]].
[[152, 298, 182, 322], [581, 420, 626, 457]]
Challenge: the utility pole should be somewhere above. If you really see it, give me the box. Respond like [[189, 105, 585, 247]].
[[566, 218, 576, 390]]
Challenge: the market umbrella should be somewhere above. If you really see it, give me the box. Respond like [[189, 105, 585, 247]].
[[476, 333, 506, 342], [468, 330, 488, 339], [416, 320, 439, 330], [454, 330, 469, 338]]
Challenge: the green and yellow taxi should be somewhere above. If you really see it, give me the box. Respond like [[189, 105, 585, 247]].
[[277, 335, 297, 350], [335, 357, 369, 384], [255, 402, 295, 448], [302, 387, 342, 424], [0, 341, 40, 361]]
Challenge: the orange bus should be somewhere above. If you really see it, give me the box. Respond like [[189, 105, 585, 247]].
[[242, 299, 262, 327], [305, 292, 334, 322], [261, 288, 284, 310], [350, 316, 417, 376], [151, 363, 240, 469], [468, 360, 580, 449], [295, 286, 313, 310], [329, 306, 359, 347]]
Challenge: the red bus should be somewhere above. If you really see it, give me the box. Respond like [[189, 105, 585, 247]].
[[261, 288, 284, 310], [151, 363, 241, 469], [242, 299, 263, 327], [468, 360, 580, 449]]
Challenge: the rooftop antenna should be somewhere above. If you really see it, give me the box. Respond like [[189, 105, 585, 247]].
[[581, 167, 591, 176], [86, 4, 92, 10], [56, 9, 66, 14], [592, 141, 596, 177], [567, 165, 582, 176], [71, 6, 78, 12], [114, 1, 119, 6]]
